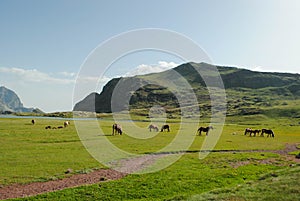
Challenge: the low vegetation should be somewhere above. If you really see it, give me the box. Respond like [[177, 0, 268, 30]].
[[0, 111, 299, 200]]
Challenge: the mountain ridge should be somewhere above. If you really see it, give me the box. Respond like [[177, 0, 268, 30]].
[[73, 62, 300, 116]]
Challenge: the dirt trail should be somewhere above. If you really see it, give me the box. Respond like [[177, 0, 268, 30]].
[[0, 143, 299, 200], [0, 169, 126, 200], [108, 153, 169, 174], [0, 154, 168, 200]]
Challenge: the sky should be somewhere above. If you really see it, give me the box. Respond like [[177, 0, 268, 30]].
[[0, 0, 300, 112]]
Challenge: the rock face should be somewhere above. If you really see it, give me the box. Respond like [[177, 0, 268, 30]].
[[73, 62, 300, 114], [0, 86, 42, 113], [0, 86, 23, 111]]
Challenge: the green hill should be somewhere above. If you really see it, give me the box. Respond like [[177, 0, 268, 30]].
[[73, 62, 300, 118]]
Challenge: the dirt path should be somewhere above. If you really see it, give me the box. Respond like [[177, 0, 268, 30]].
[[0, 154, 168, 200], [0, 169, 126, 200], [0, 143, 299, 200], [108, 153, 170, 174]]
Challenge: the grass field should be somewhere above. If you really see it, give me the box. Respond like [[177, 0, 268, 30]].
[[0, 115, 299, 200], [0, 118, 101, 185]]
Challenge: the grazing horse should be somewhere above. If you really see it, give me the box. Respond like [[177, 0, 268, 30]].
[[31, 119, 35, 125], [161, 124, 170, 132], [250, 129, 261, 137], [64, 121, 70, 127], [246, 129, 261, 137], [148, 124, 159, 132], [244, 128, 252, 135], [197, 126, 213, 136], [261, 129, 275, 137], [112, 124, 123, 135]]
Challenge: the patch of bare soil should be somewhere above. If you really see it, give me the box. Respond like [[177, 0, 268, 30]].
[[108, 154, 170, 174], [272, 143, 299, 155], [230, 143, 300, 168], [271, 143, 300, 163]]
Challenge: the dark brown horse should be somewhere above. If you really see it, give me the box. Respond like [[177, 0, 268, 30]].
[[250, 129, 261, 137], [197, 126, 213, 136], [244, 128, 252, 135], [31, 119, 35, 125], [245, 128, 261, 137], [161, 124, 170, 132], [112, 124, 123, 135], [148, 124, 159, 132], [261, 129, 275, 137]]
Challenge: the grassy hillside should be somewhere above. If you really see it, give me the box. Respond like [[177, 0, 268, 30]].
[[73, 62, 300, 120]]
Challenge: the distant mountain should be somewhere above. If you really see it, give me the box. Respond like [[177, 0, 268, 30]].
[[0, 86, 43, 114], [73, 62, 300, 117]]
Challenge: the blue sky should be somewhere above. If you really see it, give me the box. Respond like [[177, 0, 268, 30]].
[[0, 0, 300, 112]]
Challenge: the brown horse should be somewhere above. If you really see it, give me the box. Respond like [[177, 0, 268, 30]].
[[31, 119, 35, 125], [197, 126, 213, 136], [244, 128, 260, 136], [251, 129, 261, 137], [161, 124, 170, 132], [112, 124, 123, 135], [244, 128, 252, 135], [148, 124, 159, 132], [64, 121, 70, 127], [249, 129, 261, 137], [261, 129, 275, 137]]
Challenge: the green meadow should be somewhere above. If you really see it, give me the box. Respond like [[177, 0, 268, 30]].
[[0, 115, 299, 200]]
